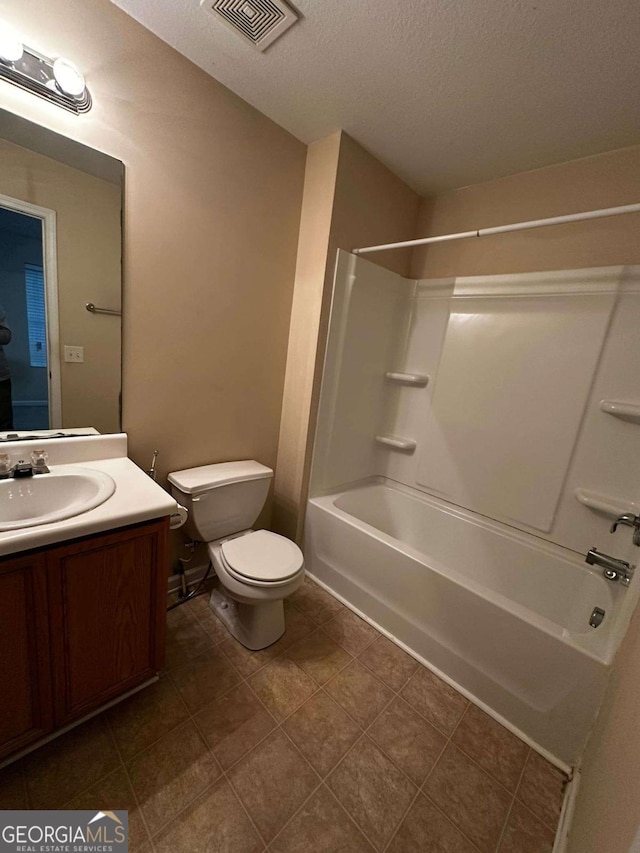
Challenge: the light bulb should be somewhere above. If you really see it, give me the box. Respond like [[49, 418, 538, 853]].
[[0, 23, 23, 63], [52, 57, 85, 97]]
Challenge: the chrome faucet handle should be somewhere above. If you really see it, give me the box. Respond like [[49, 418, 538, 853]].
[[610, 514, 640, 545], [610, 514, 640, 534]]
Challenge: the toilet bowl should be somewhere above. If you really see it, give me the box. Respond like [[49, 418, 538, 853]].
[[167, 461, 304, 650]]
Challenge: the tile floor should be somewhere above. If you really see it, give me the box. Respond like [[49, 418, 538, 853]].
[[0, 578, 568, 852]]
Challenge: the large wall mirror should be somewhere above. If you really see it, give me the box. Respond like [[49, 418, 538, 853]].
[[0, 109, 122, 437]]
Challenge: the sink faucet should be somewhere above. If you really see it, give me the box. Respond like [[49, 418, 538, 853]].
[[12, 460, 34, 478], [611, 513, 640, 547], [586, 547, 635, 586]]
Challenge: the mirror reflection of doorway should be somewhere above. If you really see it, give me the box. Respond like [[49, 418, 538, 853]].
[[0, 205, 50, 430]]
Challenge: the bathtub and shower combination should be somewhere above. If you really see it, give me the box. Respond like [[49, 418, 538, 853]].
[[306, 477, 625, 767], [304, 251, 640, 770]]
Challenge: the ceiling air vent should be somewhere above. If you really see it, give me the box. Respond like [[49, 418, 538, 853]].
[[201, 0, 299, 52]]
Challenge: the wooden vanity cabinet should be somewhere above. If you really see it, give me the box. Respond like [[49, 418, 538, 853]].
[[0, 517, 169, 761], [0, 552, 52, 760]]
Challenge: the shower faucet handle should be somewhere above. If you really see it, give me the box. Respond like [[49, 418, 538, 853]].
[[610, 514, 640, 546]]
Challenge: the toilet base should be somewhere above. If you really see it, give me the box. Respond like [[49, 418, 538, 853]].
[[209, 586, 285, 650]]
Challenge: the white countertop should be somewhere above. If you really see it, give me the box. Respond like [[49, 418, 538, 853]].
[[0, 433, 178, 557]]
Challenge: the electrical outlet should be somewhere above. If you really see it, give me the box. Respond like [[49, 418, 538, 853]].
[[64, 345, 84, 363]]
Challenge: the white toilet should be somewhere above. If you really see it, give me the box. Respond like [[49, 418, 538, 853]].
[[167, 460, 304, 650]]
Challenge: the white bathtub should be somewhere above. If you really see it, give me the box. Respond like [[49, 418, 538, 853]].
[[305, 478, 630, 766]]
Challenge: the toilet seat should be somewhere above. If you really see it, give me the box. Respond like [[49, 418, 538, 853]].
[[219, 530, 304, 587]]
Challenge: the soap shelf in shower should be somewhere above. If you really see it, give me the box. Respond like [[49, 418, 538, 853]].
[[375, 434, 417, 452], [600, 400, 640, 423], [385, 371, 429, 387], [574, 488, 640, 518]]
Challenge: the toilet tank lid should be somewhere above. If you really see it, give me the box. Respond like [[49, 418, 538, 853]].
[[167, 460, 273, 495]]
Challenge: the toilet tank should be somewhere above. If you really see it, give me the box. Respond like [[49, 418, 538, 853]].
[[167, 461, 273, 542]]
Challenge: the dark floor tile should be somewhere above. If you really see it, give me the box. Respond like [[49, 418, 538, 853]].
[[65, 766, 149, 850], [228, 729, 318, 843], [165, 619, 216, 669], [270, 785, 374, 853], [154, 777, 263, 853], [166, 601, 193, 628], [517, 751, 567, 829], [400, 667, 468, 735], [276, 608, 320, 651], [424, 743, 511, 853], [498, 800, 556, 853], [368, 697, 446, 785], [290, 581, 345, 624], [327, 737, 416, 851], [323, 610, 378, 655], [107, 676, 189, 761], [0, 761, 28, 809], [219, 611, 316, 678], [283, 691, 361, 777], [185, 593, 213, 617], [387, 793, 477, 853], [249, 657, 317, 721], [219, 636, 287, 678], [170, 648, 241, 713], [194, 683, 275, 770], [286, 629, 352, 684], [192, 605, 230, 644], [24, 717, 119, 808], [325, 661, 393, 728], [358, 635, 419, 691], [126, 720, 221, 832], [452, 704, 529, 792]]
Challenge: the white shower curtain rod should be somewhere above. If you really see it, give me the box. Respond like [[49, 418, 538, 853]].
[[352, 202, 640, 255]]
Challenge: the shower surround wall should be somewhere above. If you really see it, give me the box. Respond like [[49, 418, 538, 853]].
[[305, 250, 640, 765]]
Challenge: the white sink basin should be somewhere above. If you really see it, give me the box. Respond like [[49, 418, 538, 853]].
[[0, 467, 116, 531]]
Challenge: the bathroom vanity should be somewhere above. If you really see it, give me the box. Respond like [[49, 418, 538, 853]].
[[0, 433, 177, 763]]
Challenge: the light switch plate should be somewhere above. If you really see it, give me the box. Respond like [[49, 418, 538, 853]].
[[64, 345, 84, 363]]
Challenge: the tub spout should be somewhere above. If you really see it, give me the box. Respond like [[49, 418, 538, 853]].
[[585, 547, 635, 586]]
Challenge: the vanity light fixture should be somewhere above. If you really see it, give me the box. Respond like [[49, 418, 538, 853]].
[[0, 23, 23, 63], [0, 21, 91, 113]]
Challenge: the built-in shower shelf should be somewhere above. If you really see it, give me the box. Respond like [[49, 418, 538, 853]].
[[574, 488, 640, 518], [385, 371, 429, 386], [600, 400, 640, 423], [375, 434, 417, 452]]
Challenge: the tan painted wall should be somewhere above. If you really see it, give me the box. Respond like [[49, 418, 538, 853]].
[[411, 145, 640, 278], [0, 139, 121, 433], [273, 131, 420, 540], [0, 0, 306, 504], [408, 147, 640, 853], [272, 132, 341, 539]]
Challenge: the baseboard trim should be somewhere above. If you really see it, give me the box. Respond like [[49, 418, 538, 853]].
[[167, 561, 210, 595]]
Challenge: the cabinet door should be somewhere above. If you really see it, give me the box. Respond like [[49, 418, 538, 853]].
[[48, 519, 168, 725], [0, 552, 53, 760]]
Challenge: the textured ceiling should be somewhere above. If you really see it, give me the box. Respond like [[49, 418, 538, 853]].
[[109, 0, 640, 194]]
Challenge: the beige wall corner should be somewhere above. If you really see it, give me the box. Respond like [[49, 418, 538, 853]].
[[411, 144, 640, 278], [273, 130, 420, 541], [271, 132, 342, 539], [330, 133, 420, 279], [567, 603, 640, 853]]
